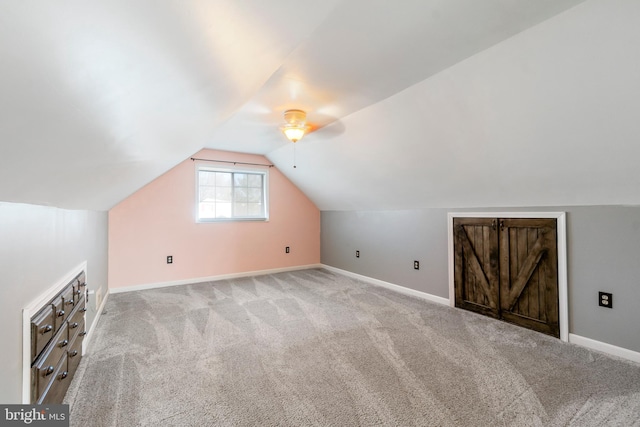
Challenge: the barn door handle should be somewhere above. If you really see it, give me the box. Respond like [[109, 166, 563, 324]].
[[492, 219, 497, 230], [499, 220, 505, 231]]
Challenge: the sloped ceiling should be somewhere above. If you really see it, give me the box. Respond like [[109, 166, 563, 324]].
[[5, 0, 637, 212]]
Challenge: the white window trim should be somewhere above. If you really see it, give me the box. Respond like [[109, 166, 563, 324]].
[[195, 163, 270, 223]]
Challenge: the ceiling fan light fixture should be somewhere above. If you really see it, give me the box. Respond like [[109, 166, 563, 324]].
[[282, 125, 307, 143], [281, 109, 310, 143]]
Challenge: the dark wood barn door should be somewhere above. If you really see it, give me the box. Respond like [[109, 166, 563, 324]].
[[453, 218, 499, 319], [454, 217, 559, 338]]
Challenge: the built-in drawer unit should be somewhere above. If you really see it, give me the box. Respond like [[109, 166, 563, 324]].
[[66, 328, 84, 378], [52, 296, 66, 332], [62, 285, 75, 312], [30, 271, 87, 404], [38, 354, 70, 405], [74, 272, 86, 304], [34, 323, 69, 399], [31, 305, 55, 361]]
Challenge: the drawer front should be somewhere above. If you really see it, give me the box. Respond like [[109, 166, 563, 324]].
[[30, 366, 38, 404], [52, 297, 67, 331], [31, 304, 55, 361], [75, 272, 87, 304], [61, 286, 75, 311], [67, 331, 83, 378], [38, 353, 70, 405], [68, 298, 85, 327], [73, 283, 84, 305], [34, 323, 69, 399], [68, 313, 86, 343]]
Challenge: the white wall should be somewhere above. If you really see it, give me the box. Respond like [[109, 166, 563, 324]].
[[0, 202, 108, 403], [271, 0, 640, 211]]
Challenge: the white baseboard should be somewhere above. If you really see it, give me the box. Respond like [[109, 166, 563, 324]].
[[107, 264, 640, 366], [321, 264, 450, 306], [82, 289, 110, 355], [109, 264, 323, 294], [320, 266, 640, 365], [569, 333, 640, 364]]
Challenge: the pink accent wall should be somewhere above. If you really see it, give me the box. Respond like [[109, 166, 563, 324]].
[[108, 149, 320, 289]]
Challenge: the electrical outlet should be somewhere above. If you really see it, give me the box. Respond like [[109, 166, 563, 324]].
[[285, 246, 290, 254], [167, 255, 173, 264], [356, 250, 360, 258], [599, 292, 612, 308], [414, 260, 420, 270]]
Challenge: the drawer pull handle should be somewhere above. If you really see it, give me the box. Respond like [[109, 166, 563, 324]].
[[59, 371, 68, 380], [74, 290, 81, 295], [41, 325, 53, 334], [79, 283, 87, 288], [69, 350, 78, 358], [79, 331, 87, 337], [59, 339, 69, 348], [44, 366, 55, 376], [66, 299, 74, 305], [80, 308, 88, 313], [70, 322, 79, 329], [57, 310, 65, 317]]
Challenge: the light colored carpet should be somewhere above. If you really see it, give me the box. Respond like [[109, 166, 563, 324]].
[[65, 269, 640, 426]]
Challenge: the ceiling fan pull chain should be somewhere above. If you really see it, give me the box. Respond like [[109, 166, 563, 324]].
[[293, 143, 297, 169]]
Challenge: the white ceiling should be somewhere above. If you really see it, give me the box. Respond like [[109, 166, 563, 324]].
[[5, 0, 638, 212], [207, 0, 589, 155]]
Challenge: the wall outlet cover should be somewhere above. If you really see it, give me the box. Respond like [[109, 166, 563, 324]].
[[599, 291, 612, 308]]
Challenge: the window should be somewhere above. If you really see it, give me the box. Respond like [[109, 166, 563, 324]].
[[196, 166, 268, 221]]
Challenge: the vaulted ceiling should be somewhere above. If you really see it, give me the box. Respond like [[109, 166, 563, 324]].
[[2, 0, 638, 211]]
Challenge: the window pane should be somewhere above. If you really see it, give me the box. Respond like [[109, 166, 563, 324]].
[[216, 187, 232, 202], [199, 202, 215, 219], [247, 203, 262, 217], [234, 187, 248, 202], [199, 187, 216, 202], [234, 203, 248, 216], [248, 188, 262, 203], [199, 171, 216, 185], [216, 203, 232, 218], [247, 174, 262, 188], [233, 173, 247, 187], [216, 172, 231, 186], [197, 167, 267, 221]]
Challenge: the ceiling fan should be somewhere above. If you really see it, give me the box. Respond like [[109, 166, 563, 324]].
[[277, 108, 344, 168], [280, 109, 311, 143], [278, 109, 345, 143]]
